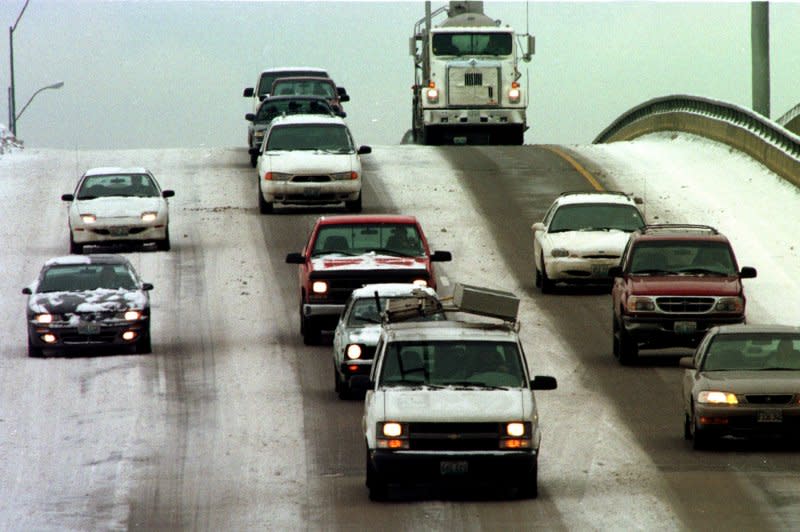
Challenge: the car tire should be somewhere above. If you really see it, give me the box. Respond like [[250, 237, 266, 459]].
[[250, 153, 258, 168], [337, 375, 351, 400], [617, 325, 638, 365], [539, 256, 554, 294], [157, 229, 171, 251], [683, 413, 692, 440], [302, 315, 321, 346], [28, 338, 44, 358], [345, 193, 362, 213], [258, 187, 273, 214], [534, 262, 542, 288], [69, 235, 83, 255], [690, 408, 713, 450], [135, 326, 152, 354], [517, 459, 539, 499], [366, 449, 388, 501]]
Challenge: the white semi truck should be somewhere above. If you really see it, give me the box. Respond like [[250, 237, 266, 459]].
[[410, 1, 534, 145]]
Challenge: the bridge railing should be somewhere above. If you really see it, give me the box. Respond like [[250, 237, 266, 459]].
[[593, 95, 800, 186]]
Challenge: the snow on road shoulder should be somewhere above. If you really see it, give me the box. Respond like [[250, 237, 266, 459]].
[[574, 132, 800, 326]]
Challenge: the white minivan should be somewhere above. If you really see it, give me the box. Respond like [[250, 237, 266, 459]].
[[252, 115, 371, 213]]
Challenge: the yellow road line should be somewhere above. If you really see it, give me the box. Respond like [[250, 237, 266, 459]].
[[543, 145, 605, 191]]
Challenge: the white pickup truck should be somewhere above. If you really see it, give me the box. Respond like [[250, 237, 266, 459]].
[[352, 284, 558, 500]]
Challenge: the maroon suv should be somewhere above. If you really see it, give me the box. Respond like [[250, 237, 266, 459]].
[[610, 224, 756, 365]]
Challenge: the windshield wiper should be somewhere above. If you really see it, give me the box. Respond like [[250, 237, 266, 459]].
[[370, 248, 416, 257], [442, 380, 511, 390], [311, 250, 357, 257], [677, 268, 728, 276]]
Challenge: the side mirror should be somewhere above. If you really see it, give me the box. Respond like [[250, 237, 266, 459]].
[[531, 222, 545, 233], [431, 250, 452, 262], [350, 374, 373, 392], [357, 145, 372, 155], [339, 94, 351, 103], [523, 35, 535, 61], [530, 375, 557, 390], [336, 86, 348, 97], [337, 111, 347, 118], [245, 113, 256, 122], [286, 252, 305, 264], [243, 87, 254, 97], [142, 282, 154, 291], [61, 193, 74, 202], [22, 287, 32, 295], [162, 190, 175, 199], [740, 266, 757, 279], [678, 356, 695, 369], [608, 266, 623, 278]]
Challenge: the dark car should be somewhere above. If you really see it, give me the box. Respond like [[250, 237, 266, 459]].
[[23, 254, 153, 357], [270, 76, 349, 114], [681, 324, 800, 448], [245, 95, 342, 167]]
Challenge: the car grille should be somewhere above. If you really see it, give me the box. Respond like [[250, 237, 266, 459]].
[[655, 297, 715, 313], [91, 227, 147, 236], [291, 175, 331, 183], [745, 394, 795, 405], [408, 422, 501, 451], [310, 269, 430, 304]]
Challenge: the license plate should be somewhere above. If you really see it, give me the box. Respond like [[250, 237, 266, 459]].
[[77, 321, 101, 335], [110, 227, 129, 236], [591, 264, 609, 276], [453, 136, 467, 145], [440, 460, 468, 475], [674, 321, 697, 334], [757, 411, 782, 423], [303, 187, 320, 197]]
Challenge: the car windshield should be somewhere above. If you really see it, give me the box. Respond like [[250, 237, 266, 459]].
[[38, 264, 138, 292], [266, 124, 354, 152], [77, 173, 159, 199], [432, 32, 513, 56], [255, 99, 333, 123], [347, 296, 443, 326], [549, 203, 644, 233], [379, 340, 526, 388], [629, 241, 736, 275], [272, 79, 335, 99], [702, 333, 800, 371], [311, 224, 424, 257]]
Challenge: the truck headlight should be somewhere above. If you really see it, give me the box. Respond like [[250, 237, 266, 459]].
[[346, 344, 362, 360], [312, 281, 328, 294], [377, 421, 409, 449], [426, 87, 439, 104], [715, 297, 744, 313], [412, 279, 428, 287], [506, 422, 526, 437], [627, 296, 656, 312], [508, 87, 521, 103], [500, 421, 532, 449]]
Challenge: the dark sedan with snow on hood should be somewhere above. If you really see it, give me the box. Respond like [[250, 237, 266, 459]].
[[23, 255, 153, 357]]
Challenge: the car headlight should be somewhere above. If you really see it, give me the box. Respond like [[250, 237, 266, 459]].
[[331, 171, 358, 181], [346, 344, 363, 360], [500, 421, 532, 449], [627, 295, 656, 312], [377, 421, 409, 449], [140, 212, 158, 223], [34, 313, 58, 324], [698, 391, 738, 405], [311, 281, 328, 294], [412, 279, 428, 287], [264, 172, 292, 181], [551, 248, 569, 258], [80, 214, 97, 224], [715, 297, 744, 313], [123, 310, 143, 321]]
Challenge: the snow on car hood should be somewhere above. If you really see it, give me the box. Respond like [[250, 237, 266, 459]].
[[29, 288, 148, 315], [266, 150, 357, 173], [346, 325, 382, 345], [547, 230, 631, 255], [379, 388, 530, 421], [311, 252, 427, 271], [629, 275, 742, 296], [75, 197, 163, 217]]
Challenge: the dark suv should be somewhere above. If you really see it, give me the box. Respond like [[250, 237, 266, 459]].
[[610, 224, 757, 364]]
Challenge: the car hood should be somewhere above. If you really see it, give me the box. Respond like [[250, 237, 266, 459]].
[[74, 197, 163, 217], [345, 325, 382, 345], [697, 370, 800, 394], [629, 276, 742, 296], [378, 388, 530, 421], [547, 230, 631, 255], [311, 253, 428, 272], [265, 151, 357, 173], [28, 288, 148, 315]]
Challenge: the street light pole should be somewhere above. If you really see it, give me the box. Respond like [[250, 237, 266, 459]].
[[14, 81, 63, 126], [9, 0, 32, 137]]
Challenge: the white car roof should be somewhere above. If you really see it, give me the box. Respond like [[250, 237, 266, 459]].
[[351, 283, 438, 299], [554, 192, 638, 207], [83, 167, 151, 176], [260, 66, 327, 75], [384, 320, 519, 343], [269, 114, 347, 127]]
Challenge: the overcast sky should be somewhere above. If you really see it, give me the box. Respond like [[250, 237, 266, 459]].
[[1, 1, 798, 149]]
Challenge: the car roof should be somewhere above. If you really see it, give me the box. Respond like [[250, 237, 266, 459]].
[[632, 224, 729, 242], [44, 254, 131, 267], [272, 76, 333, 84], [260, 67, 328, 75], [269, 114, 347, 127], [316, 214, 420, 226], [258, 95, 331, 104], [350, 283, 438, 299], [711, 324, 800, 335], [554, 191, 639, 207], [83, 167, 151, 176], [384, 320, 519, 342]]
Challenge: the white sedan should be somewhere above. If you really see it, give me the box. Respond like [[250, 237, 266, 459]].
[[61, 167, 174, 254], [531, 191, 644, 292]]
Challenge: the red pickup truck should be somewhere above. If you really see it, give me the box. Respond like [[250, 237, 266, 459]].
[[286, 214, 452, 345], [610, 224, 756, 365]]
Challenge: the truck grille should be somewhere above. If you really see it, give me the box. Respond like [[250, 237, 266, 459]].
[[408, 422, 501, 451], [310, 269, 430, 304], [655, 297, 715, 313], [464, 72, 483, 86], [447, 67, 499, 106]]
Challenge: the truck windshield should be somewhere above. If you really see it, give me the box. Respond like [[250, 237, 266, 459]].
[[311, 224, 424, 257], [432, 32, 512, 56], [379, 340, 525, 388], [629, 241, 736, 276]]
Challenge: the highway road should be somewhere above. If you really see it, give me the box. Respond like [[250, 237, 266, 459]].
[[1, 143, 799, 530]]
